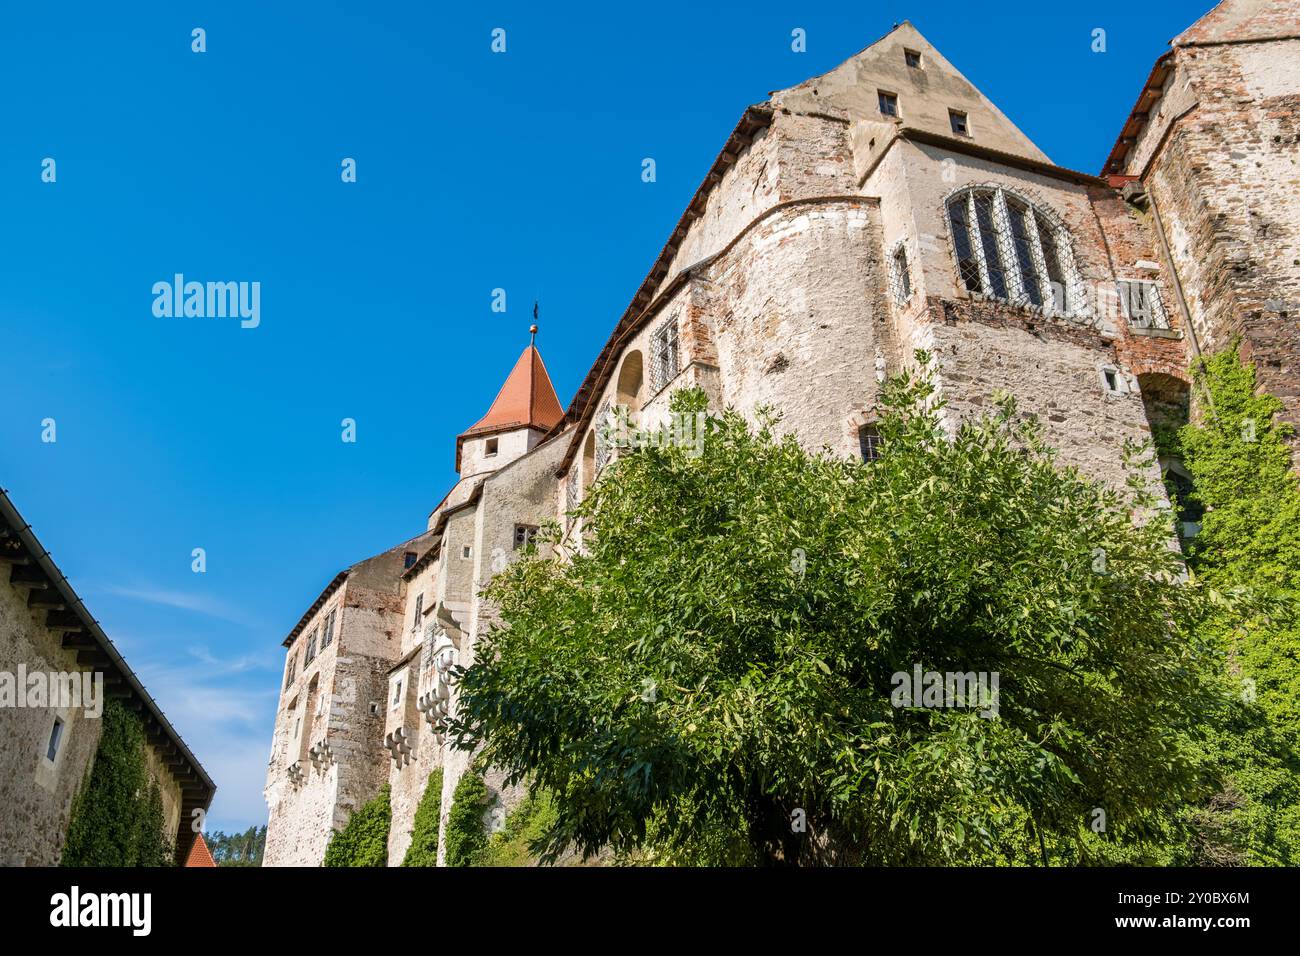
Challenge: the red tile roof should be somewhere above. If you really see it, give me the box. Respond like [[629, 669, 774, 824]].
[[456, 344, 564, 470], [184, 832, 217, 868]]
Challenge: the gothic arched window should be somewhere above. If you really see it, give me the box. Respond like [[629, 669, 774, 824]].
[[945, 187, 1083, 317]]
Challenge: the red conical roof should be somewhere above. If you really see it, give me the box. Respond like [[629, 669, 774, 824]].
[[461, 344, 565, 439]]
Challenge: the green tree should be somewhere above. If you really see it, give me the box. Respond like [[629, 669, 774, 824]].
[[444, 771, 489, 867], [475, 789, 560, 867], [401, 768, 444, 866], [1174, 346, 1300, 864], [62, 697, 173, 867], [323, 785, 391, 867], [450, 357, 1228, 865]]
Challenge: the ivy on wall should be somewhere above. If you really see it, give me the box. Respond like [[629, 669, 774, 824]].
[[444, 771, 488, 867], [400, 768, 444, 867], [323, 784, 391, 867], [1175, 345, 1300, 865], [61, 697, 173, 867]]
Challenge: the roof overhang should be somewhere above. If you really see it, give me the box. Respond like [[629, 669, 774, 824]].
[[0, 487, 216, 864], [1102, 51, 1174, 177]]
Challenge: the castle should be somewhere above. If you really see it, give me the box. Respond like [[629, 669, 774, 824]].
[[262, 0, 1300, 866]]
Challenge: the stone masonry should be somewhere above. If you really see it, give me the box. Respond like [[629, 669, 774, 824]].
[[263, 1, 1300, 865]]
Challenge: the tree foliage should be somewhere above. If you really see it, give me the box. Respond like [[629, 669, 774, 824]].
[[62, 697, 173, 867], [323, 784, 390, 867], [400, 768, 444, 867], [444, 770, 489, 867], [203, 826, 267, 867], [1173, 346, 1300, 864], [475, 789, 560, 867], [450, 356, 1230, 865]]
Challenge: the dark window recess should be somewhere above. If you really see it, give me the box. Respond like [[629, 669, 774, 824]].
[[972, 194, 1009, 299], [305, 629, 318, 666], [878, 91, 899, 117], [513, 524, 539, 550], [1006, 198, 1042, 307], [1165, 466, 1204, 531], [485, 437, 499, 456], [412, 592, 423, 631], [321, 609, 336, 649], [949, 199, 982, 293], [285, 652, 297, 689], [859, 425, 883, 463], [403, 551, 417, 569], [1037, 214, 1068, 311], [904, 49, 922, 68], [46, 717, 64, 761], [949, 110, 969, 135]]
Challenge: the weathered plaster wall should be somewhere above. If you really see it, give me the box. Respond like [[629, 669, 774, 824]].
[[0, 578, 103, 866]]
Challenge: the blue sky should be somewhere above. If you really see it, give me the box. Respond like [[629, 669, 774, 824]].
[[0, 0, 1214, 833]]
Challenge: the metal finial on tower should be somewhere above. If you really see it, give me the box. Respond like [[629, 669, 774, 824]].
[[531, 301, 539, 345]]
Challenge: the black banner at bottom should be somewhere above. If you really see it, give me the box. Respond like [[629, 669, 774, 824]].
[[0, 865, 1282, 942]]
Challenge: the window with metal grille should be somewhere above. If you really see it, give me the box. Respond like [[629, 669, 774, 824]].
[[321, 608, 336, 649], [411, 592, 423, 632], [889, 243, 912, 306], [305, 629, 318, 666], [878, 90, 899, 116], [594, 399, 612, 472], [945, 187, 1082, 316], [565, 470, 579, 527], [859, 424, 883, 462], [1117, 280, 1169, 330], [650, 319, 680, 394], [514, 524, 538, 549]]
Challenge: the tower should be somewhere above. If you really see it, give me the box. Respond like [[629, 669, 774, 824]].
[[454, 327, 565, 478]]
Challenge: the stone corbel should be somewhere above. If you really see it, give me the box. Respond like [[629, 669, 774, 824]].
[[308, 739, 333, 772], [384, 726, 413, 767]]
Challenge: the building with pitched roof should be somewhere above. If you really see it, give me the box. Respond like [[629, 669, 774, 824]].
[[263, 0, 1300, 865], [0, 487, 216, 866]]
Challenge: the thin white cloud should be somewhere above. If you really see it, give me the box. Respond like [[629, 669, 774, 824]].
[[97, 584, 259, 627]]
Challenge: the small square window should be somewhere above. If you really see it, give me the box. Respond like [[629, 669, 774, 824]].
[[949, 110, 969, 136], [513, 524, 539, 550], [461, 545, 472, 560], [859, 425, 883, 463], [904, 49, 922, 68], [878, 91, 899, 117], [1099, 366, 1127, 395], [485, 437, 499, 457], [46, 717, 64, 762], [369, 701, 381, 716]]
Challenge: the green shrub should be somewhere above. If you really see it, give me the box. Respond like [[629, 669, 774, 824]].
[[323, 784, 391, 867], [400, 769, 444, 867], [476, 789, 559, 867], [62, 697, 173, 867], [444, 771, 488, 867]]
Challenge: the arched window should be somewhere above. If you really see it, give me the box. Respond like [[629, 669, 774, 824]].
[[945, 187, 1083, 316]]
